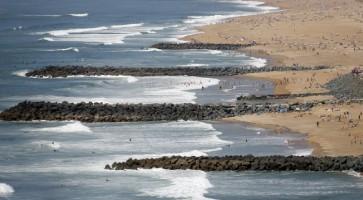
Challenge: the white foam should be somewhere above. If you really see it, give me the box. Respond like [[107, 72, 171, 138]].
[[249, 56, 267, 68], [132, 48, 162, 52], [110, 23, 144, 28], [218, 0, 278, 11], [143, 76, 219, 103], [34, 23, 164, 45], [293, 148, 313, 156], [27, 121, 92, 133], [42, 47, 79, 53], [208, 50, 223, 55], [31, 74, 138, 83], [2, 95, 115, 104], [184, 14, 241, 26], [0, 119, 231, 174], [178, 63, 209, 67], [22, 14, 62, 17], [343, 170, 363, 178], [5, 76, 217, 104], [67, 13, 88, 17], [0, 183, 14, 198], [42, 27, 108, 37], [222, 88, 233, 92], [174, 120, 217, 131], [38, 37, 55, 42], [138, 169, 215, 200], [12, 69, 28, 77], [180, 0, 279, 43], [114, 149, 215, 161]]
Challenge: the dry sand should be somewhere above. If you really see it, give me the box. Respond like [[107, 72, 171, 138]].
[[226, 103, 363, 156], [184, 0, 363, 67]]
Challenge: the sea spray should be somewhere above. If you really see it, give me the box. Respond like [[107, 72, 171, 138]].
[[27, 121, 92, 133], [0, 183, 14, 198]]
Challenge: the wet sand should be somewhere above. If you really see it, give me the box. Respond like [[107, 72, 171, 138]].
[[184, 0, 363, 67], [184, 0, 363, 156], [210, 120, 311, 157], [226, 103, 363, 156], [194, 76, 274, 104]]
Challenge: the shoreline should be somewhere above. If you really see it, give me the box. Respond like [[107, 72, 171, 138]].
[[226, 102, 363, 157], [181, 0, 363, 156], [183, 0, 363, 67], [222, 118, 324, 156]]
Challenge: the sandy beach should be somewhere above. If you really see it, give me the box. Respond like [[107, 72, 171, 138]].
[[184, 0, 363, 67], [184, 0, 363, 156], [226, 103, 363, 156]]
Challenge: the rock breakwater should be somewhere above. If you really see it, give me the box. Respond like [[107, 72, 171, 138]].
[[25, 66, 330, 78], [106, 155, 363, 172], [0, 100, 336, 122], [237, 92, 332, 101], [150, 42, 256, 50]]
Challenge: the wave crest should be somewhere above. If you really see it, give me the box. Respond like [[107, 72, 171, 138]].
[[67, 13, 88, 17], [28, 121, 92, 133], [34, 23, 164, 45], [0, 183, 14, 198]]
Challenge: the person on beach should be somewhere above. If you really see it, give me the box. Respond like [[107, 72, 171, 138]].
[[316, 121, 320, 127]]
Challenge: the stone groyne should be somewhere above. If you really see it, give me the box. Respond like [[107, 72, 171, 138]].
[[237, 92, 332, 101], [150, 42, 256, 50], [106, 155, 363, 172], [0, 100, 335, 122], [25, 66, 330, 78]]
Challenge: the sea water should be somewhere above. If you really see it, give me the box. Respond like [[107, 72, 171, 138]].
[[1, 0, 363, 199]]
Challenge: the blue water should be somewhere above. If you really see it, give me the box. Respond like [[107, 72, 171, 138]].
[[1, 0, 363, 199]]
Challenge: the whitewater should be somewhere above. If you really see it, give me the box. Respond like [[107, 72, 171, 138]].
[[1, 0, 363, 199]]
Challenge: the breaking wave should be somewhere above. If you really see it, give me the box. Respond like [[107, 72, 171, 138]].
[[138, 168, 215, 200], [0, 183, 14, 198], [33, 23, 165, 45], [67, 13, 88, 17], [27, 121, 92, 133]]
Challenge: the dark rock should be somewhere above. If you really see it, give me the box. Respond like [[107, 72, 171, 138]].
[[25, 65, 331, 78], [106, 155, 363, 172], [326, 73, 363, 99], [150, 42, 256, 50]]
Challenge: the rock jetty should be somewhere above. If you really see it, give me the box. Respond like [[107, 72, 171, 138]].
[[25, 66, 330, 78], [237, 92, 332, 101], [106, 155, 363, 172], [0, 100, 335, 122], [150, 42, 256, 50]]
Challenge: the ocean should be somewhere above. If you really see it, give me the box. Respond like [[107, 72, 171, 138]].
[[1, 0, 363, 199]]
